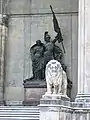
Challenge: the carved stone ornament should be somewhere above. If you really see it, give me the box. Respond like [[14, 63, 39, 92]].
[[0, 14, 8, 27], [45, 59, 67, 95]]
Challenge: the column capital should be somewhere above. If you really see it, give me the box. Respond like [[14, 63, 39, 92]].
[[0, 14, 8, 27]]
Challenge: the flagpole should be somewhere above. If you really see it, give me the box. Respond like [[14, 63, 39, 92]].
[[50, 5, 66, 53]]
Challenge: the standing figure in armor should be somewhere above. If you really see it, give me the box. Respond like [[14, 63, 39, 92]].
[[44, 31, 63, 66], [44, 32, 54, 65]]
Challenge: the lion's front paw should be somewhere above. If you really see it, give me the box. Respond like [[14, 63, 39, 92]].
[[45, 92, 52, 95], [53, 91, 57, 94]]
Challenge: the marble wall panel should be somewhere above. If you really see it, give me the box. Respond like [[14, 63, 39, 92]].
[[5, 17, 24, 103], [5, 17, 24, 87], [7, 0, 78, 14]]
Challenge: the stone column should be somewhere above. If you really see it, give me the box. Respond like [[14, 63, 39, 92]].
[[75, 0, 90, 103], [0, 15, 8, 105]]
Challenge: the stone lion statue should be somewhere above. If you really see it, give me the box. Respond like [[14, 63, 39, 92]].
[[45, 60, 67, 95]]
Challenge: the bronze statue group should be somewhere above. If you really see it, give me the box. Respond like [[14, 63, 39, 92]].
[[30, 31, 66, 81], [30, 5, 66, 81]]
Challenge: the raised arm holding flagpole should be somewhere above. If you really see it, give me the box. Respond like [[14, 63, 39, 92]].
[[50, 5, 66, 53]]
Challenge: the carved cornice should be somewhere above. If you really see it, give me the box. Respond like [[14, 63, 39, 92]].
[[0, 14, 8, 27]]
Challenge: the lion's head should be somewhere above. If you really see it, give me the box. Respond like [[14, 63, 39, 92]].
[[46, 60, 62, 77]]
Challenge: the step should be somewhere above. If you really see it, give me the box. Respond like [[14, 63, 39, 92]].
[[0, 106, 40, 120], [0, 111, 39, 115], [0, 117, 39, 120]]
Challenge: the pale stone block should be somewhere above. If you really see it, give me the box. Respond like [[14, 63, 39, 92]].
[[7, 0, 78, 14], [31, 0, 71, 13], [5, 18, 24, 87], [5, 100, 23, 105], [23, 17, 33, 79], [40, 111, 60, 120], [25, 88, 46, 102], [71, 0, 78, 12], [39, 94, 71, 120], [5, 87, 24, 101], [8, 0, 31, 14], [39, 99, 90, 120]]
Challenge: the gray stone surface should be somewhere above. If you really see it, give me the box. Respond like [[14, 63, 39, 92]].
[[71, 15, 78, 101], [39, 94, 71, 120], [5, 17, 24, 87], [0, 16, 8, 104], [41, 94, 70, 104], [5, 87, 24, 105], [39, 94, 90, 120], [7, 0, 78, 14], [75, 0, 90, 106], [4, 0, 78, 103], [5, 17, 24, 104], [23, 17, 32, 79], [0, 106, 39, 120], [0, 104, 90, 120], [24, 88, 46, 105]]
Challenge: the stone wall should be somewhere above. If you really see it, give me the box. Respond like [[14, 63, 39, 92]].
[[4, 0, 78, 104], [39, 103, 90, 120]]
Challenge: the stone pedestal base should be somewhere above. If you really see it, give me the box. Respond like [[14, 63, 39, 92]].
[[74, 94, 90, 108], [0, 100, 5, 106], [41, 94, 70, 105], [23, 80, 47, 105], [23, 78, 72, 106], [39, 94, 72, 120], [39, 94, 90, 120], [5, 101, 23, 106], [42, 94, 70, 100], [23, 87, 47, 105], [75, 94, 90, 102]]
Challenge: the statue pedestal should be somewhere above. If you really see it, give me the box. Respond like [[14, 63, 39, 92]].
[[41, 94, 70, 103], [23, 78, 72, 106], [39, 94, 72, 120], [23, 80, 47, 105]]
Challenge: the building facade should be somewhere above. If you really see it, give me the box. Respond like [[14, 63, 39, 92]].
[[0, 0, 78, 105]]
